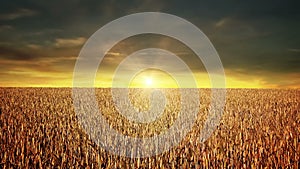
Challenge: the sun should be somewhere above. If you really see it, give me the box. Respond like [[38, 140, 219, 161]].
[[145, 77, 153, 86], [129, 68, 179, 88]]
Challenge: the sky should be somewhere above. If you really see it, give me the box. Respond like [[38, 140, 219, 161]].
[[0, 0, 299, 88]]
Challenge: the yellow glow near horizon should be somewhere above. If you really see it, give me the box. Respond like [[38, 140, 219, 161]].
[[2, 68, 299, 88], [127, 70, 273, 88]]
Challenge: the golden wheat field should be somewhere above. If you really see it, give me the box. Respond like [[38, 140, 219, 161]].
[[0, 88, 299, 168]]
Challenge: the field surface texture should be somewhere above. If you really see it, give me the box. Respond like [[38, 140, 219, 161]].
[[0, 88, 299, 168]]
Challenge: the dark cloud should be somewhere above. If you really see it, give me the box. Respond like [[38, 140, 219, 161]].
[[99, 34, 206, 73], [0, 25, 13, 32], [0, 8, 37, 20], [0, 46, 34, 60]]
